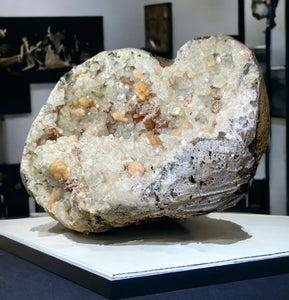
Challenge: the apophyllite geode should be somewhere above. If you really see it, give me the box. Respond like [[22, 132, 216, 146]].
[[21, 36, 269, 232]]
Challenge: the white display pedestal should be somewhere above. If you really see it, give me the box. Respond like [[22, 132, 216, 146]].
[[1, 212, 289, 299]]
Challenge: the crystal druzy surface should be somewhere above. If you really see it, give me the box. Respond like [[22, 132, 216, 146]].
[[21, 36, 269, 232]]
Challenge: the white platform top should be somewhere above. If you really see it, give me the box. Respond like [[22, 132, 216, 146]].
[[1, 212, 289, 281]]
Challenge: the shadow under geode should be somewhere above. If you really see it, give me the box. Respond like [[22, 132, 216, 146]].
[[31, 214, 251, 246]]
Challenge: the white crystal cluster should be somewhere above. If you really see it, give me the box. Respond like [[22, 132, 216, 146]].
[[21, 36, 268, 232]]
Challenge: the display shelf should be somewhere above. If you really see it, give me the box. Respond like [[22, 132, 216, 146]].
[[1, 212, 289, 299]]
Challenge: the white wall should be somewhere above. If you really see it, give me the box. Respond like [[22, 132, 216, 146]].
[[245, 0, 285, 67], [244, 0, 267, 48], [271, 0, 285, 66], [270, 119, 287, 215], [0, 0, 145, 50], [145, 0, 239, 58]]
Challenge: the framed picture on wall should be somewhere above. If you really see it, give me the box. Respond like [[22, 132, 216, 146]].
[[144, 3, 172, 59], [0, 16, 104, 83]]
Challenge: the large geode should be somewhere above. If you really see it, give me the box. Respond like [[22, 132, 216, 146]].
[[21, 36, 269, 232]]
